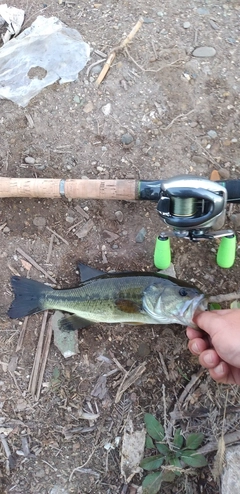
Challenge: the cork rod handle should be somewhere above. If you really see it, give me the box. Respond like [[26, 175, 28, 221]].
[[0, 178, 138, 201]]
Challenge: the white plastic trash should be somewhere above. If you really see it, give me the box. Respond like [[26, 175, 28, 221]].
[[0, 15, 90, 106]]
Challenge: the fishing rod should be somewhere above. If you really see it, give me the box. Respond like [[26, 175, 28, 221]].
[[0, 175, 239, 269]]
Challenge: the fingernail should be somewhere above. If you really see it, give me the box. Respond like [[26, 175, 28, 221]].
[[214, 363, 224, 376], [192, 342, 200, 354], [203, 353, 214, 365]]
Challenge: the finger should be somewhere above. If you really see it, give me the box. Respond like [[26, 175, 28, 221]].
[[194, 311, 225, 337], [199, 349, 220, 369], [188, 338, 209, 355], [208, 361, 233, 384], [186, 327, 204, 340]]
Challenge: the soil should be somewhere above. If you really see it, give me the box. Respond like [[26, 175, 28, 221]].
[[0, 1, 240, 493]]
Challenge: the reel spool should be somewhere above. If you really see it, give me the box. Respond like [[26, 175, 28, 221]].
[[153, 176, 236, 270]]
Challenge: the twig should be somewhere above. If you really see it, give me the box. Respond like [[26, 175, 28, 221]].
[[162, 384, 172, 450], [198, 429, 240, 456], [46, 234, 54, 263], [95, 17, 144, 86], [46, 226, 69, 245], [160, 109, 195, 131], [115, 362, 146, 403], [28, 311, 48, 397], [16, 247, 56, 284], [87, 58, 106, 79], [125, 48, 185, 73], [208, 292, 240, 304], [36, 316, 53, 400], [16, 317, 29, 352], [158, 352, 170, 380]]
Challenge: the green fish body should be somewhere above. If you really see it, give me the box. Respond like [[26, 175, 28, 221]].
[[7, 265, 206, 330]]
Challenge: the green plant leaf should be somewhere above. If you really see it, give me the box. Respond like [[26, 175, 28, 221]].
[[144, 413, 164, 441], [209, 302, 221, 310], [185, 433, 204, 450], [230, 300, 240, 309], [181, 451, 207, 468], [156, 442, 169, 455], [169, 457, 183, 476], [142, 471, 163, 494], [162, 470, 177, 482], [145, 434, 155, 449], [140, 455, 165, 471], [173, 429, 184, 449]]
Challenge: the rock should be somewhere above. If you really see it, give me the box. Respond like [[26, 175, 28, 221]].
[[192, 46, 216, 58], [230, 214, 240, 228], [101, 103, 111, 116], [75, 219, 94, 239], [25, 156, 35, 164], [207, 130, 218, 139], [73, 95, 81, 103], [33, 216, 46, 228], [135, 227, 147, 243], [121, 133, 134, 146], [3, 226, 10, 233], [83, 101, 94, 113], [53, 311, 79, 358], [115, 210, 123, 223], [197, 7, 209, 15], [221, 446, 240, 494], [91, 64, 102, 75], [183, 22, 191, 29], [218, 167, 230, 180], [103, 230, 119, 243]]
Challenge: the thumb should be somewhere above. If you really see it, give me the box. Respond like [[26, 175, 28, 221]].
[[194, 311, 225, 338]]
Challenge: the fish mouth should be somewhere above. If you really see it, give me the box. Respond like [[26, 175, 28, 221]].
[[178, 294, 207, 327]]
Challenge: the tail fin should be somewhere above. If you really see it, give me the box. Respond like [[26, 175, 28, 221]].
[[8, 276, 52, 319]]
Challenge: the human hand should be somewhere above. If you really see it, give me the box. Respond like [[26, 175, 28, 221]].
[[186, 309, 240, 384]]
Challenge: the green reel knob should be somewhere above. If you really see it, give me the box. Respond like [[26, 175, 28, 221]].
[[154, 236, 171, 270], [216, 234, 236, 268]]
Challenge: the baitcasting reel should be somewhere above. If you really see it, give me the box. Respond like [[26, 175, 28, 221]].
[[153, 176, 237, 269]]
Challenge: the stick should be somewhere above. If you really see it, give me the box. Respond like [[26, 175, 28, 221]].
[[16, 247, 56, 283], [95, 17, 144, 87], [16, 317, 29, 352], [0, 178, 137, 200], [208, 292, 240, 304], [36, 316, 53, 400], [28, 311, 48, 397]]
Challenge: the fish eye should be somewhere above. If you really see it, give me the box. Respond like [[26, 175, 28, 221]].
[[179, 288, 188, 297]]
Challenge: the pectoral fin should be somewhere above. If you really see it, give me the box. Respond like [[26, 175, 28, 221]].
[[115, 299, 141, 314], [58, 314, 93, 332]]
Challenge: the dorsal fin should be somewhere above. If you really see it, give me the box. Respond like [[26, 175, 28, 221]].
[[77, 263, 105, 282]]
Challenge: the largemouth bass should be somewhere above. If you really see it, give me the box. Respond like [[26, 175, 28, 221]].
[[7, 264, 207, 330]]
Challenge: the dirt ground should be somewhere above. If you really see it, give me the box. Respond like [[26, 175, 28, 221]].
[[0, 0, 240, 493]]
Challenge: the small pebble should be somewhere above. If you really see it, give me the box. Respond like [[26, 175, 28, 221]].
[[25, 156, 35, 164], [137, 342, 150, 357], [197, 7, 209, 15], [192, 46, 216, 58], [112, 244, 119, 249], [73, 95, 81, 104], [3, 226, 10, 233], [183, 21, 191, 29], [218, 167, 230, 180], [135, 227, 147, 243], [207, 130, 218, 139], [101, 103, 111, 116], [143, 17, 154, 23], [230, 214, 240, 228], [66, 216, 74, 223], [121, 133, 133, 145], [91, 64, 102, 75], [115, 210, 123, 223], [33, 216, 46, 228]]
